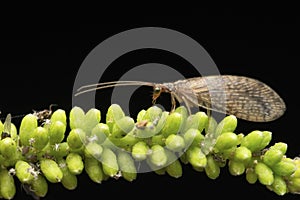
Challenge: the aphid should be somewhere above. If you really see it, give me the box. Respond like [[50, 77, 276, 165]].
[[33, 104, 57, 123], [1, 113, 11, 139], [75, 75, 286, 122]]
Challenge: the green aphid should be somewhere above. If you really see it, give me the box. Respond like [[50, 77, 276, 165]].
[[271, 157, 297, 176], [183, 128, 204, 148], [111, 116, 135, 138], [187, 146, 207, 168], [132, 141, 150, 161], [267, 175, 287, 196], [165, 134, 185, 152], [31, 127, 49, 150], [262, 148, 283, 167], [254, 162, 274, 186], [149, 144, 168, 167], [40, 159, 63, 183], [117, 151, 137, 182], [142, 106, 162, 122], [67, 128, 86, 150], [215, 115, 237, 136], [48, 120, 66, 145], [90, 123, 110, 144], [161, 112, 183, 137], [69, 106, 85, 130], [58, 158, 78, 190], [228, 160, 245, 176], [0, 137, 17, 158], [205, 155, 220, 180], [233, 146, 252, 164], [30, 174, 48, 198], [19, 114, 38, 146], [0, 168, 16, 200], [106, 104, 125, 133], [246, 168, 258, 184], [165, 149, 182, 178], [240, 130, 266, 152], [182, 112, 208, 134], [50, 109, 67, 125], [84, 142, 103, 159], [83, 108, 101, 135], [15, 160, 36, 183], [85, 157, 105, 184], [101, 148, 119, 177], [214, 132, 239, 153], [66, 152, 84, 175]]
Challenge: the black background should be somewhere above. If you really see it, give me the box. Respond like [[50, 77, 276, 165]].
[[1, 12, 300, 200]]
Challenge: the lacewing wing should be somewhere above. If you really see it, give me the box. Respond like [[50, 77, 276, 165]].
[[75, 75, 286, 122]]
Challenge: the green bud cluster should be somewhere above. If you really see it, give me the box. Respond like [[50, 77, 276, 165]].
[[0, 104, 299, 199]]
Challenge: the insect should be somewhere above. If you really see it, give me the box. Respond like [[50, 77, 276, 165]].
[[75, 75, 286, 122], [1, 113, 11, 139], [32, 104, 57, 123]]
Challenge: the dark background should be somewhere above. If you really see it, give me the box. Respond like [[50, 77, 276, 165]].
[[1, 12, 299, 200]]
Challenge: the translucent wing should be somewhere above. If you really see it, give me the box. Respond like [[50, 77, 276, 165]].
[[2, 113, 11, 139], [173, 75, 286, 122]]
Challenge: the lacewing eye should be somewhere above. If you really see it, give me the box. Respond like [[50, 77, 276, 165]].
[[153, 87, 161, 94]]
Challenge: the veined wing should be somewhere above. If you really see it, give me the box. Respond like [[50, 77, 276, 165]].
[[175, 75, 286, 122]]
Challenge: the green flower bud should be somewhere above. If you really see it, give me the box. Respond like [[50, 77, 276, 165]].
[[0, 137, 17, 158], [262, 149, 283, 167], [215, 115, 237, 135], [111, 116, 135, 138], [183, 128, 204, 147], [31, 127, 49, 150], [240, 130, 265, 152], [233, 146, 252, 164], [254, 162, 274, 185], [165, 150, 182, 178], [83, 108, 101, 134], [66, 152, 84, 175], [161, 112, 183, 137], [182, 112, 208, 134], [270, 142, 287, 155], [149, 145, 168, 167], [246, 168, 258, 184], [165, 134, 185, 152], [101, 148, 119, 177], [155, 111, 169, 133], [40, 159, 63, 183], [69, 106, 85, 130], [50, 109, 67, 125], [117, 151, 137, 182], [31, 174, 48, 198], [214, 132, 238, 152], [67, 128, 86, 150], [106, 104, 125, 133], [267, 175, 287, 196], [205, 155, 220, 179], [259, 131, 272, 150], [142, 106, 162, 122], [272, 158, 297, 176], [132, 141, 150, 161], [15, 160, 36, 183], [48, 120, 66, 145], [19, 114, 38, 146], [58, 158, 78, 190], [287, 177, 300, 194], [0, 168, 16, 199], [85, 157, 105, 183], [187, 146, 207, 168], [151, 134, 165, 146], [228, 160, 245, 176], [135, 121, 157, 139], [50, 142, 70, 158], [90, 123, 110, 144], [84, 142, 103, 159], [136, 109, 146, 122]]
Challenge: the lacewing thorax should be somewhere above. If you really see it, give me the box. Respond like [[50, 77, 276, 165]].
[[75, 75, 286, 122]]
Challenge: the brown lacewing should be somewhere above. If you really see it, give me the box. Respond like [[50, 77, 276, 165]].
[[74, 75, 286, 122]]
